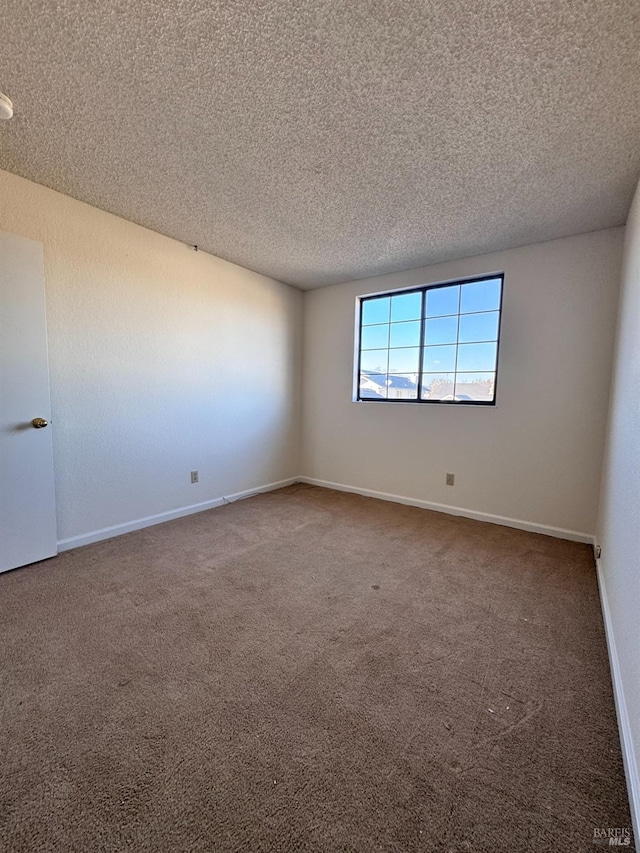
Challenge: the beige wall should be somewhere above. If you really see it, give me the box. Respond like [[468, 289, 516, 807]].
[[597, 178, 640, 837], [301, 229, 623, 537], [0, 169, 302, 543]]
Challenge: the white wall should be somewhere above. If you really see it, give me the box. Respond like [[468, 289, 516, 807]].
[[596, 178, 640, 838], [301, 229, 623, 537], [0, 166, 626, 546], [0, 169, 302, 544]]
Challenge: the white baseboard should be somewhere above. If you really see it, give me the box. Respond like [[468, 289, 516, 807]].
[[298, 476, 593, 543], [59, 474, 593, 550], [595, 559, 640, 846], [58, 474, 593, 553], [57, 477, 299, 552]]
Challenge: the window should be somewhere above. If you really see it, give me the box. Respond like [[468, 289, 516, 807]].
[[356, 274, 503, 405]]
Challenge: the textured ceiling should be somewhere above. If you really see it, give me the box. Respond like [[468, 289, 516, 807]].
[[1, 1, 639, 289]]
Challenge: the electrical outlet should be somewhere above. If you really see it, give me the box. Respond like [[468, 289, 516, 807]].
[[190, 471, 199, 484], [446, 473, 455, 486]]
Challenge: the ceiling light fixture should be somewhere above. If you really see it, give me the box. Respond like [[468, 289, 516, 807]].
[[0, 92, 14, 120]]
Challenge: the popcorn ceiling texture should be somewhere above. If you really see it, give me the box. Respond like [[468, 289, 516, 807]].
[[1, 0, 639, 288]]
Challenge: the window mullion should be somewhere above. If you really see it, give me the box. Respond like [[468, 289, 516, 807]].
[[417, 288, 426, 401], [452, 287, 462, 398]]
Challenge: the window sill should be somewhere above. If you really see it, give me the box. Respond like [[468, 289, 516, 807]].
[[353, 398, 497, 407]]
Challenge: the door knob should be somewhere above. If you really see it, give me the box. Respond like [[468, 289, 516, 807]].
[[32, 417, 48, 429]]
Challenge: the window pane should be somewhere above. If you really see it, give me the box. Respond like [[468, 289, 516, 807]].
[[391, 292, 422, 322], [388, 347, 420, 373], [460, 278, 501, 313], [423, 345, 456, 373], [425, 315, 458, 345], [386, 374, 418, 400], [359, 373, 387, 399], [421, 373, 456, 400], [389, 320, 421, 348], [361, 324, 389, 350], [454, 373, 496, 402], [425, 285, 459, 317], [362, 297, 390, 326], [456, 342, 497, 372], [360, 349, 389, 373], [458, 311, 499, 343]]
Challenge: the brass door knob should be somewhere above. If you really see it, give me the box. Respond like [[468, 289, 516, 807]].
[[32, 418, 48, 429]]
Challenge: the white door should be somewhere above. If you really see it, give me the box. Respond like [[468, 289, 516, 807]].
[[0, 230, 57, 573]]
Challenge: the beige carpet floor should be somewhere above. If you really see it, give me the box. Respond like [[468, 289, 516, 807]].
[[0, 485, 632, 852]]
